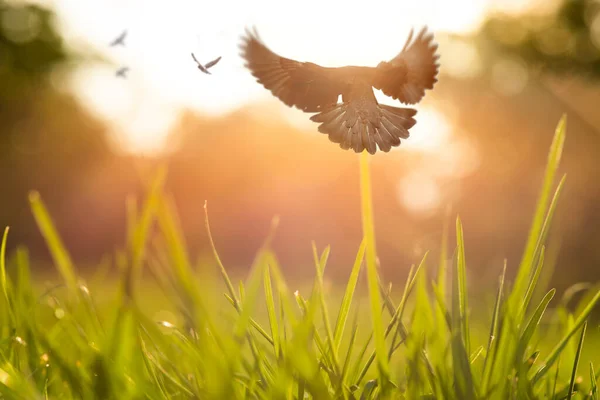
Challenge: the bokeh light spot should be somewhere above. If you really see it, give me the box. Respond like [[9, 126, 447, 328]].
[[438, 38, 483, 79], [403, 107, 452, 152], [398, 172, 442, 215], [1, 5, 41, 44], [491, 57, 529, 96]]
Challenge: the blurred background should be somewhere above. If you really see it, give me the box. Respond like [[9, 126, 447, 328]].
[[1, 0, 599, 292]]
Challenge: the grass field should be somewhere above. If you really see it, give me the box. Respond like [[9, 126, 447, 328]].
[[1, 115, 600, 399]]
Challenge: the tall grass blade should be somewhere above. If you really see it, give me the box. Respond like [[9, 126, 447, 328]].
[[264, 264, 280, 359], [341, 312, 360, 385], [354, 255, 426, 387], [512, 115, 566, 305], [532, 289, 600, 384], [125, 167, 166, 302], [205, 201, 239, 309], [516, 289, 556, 378], [451, 226, 475, 399], [518, 246, 546, 325], [435, 214, 450, 333], [333, 238, 366, 352], [29, 192, 78, 296], [492, 116, 567, 396], [455, 217, 470, 354], [312, 244, 340, 377], [481, 261, 506, 392], [359, 151, 389, 384], [0, 227, 13, 324], [590, 362, 598, 400], [566, 321, 586, 400]]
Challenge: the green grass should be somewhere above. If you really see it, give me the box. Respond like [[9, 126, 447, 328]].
[[0, 115, 599, 399]]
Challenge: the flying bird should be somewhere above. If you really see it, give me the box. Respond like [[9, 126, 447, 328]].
[[191, 53, 222, 74], [115, 66, 129, 78], [240, 27, 440, 154], [110, 30, 127, 47]]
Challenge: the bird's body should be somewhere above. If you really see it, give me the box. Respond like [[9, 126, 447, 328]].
[[191, 54, 222, 74], [110, 30, 127, 47], [240, 27, 439, 154], [115, 67, 129, 78]]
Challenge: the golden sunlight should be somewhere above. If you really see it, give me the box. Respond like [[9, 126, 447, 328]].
[[68, 65, 180, 154], [397, 172, 441, 215], [39, 0, 542, 153], [401, 107, 452, 153]]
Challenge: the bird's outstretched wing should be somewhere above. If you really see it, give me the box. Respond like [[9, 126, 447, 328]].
[[205, 56, 222, 69], [372, 27, 439, 104], [191, 53, 209, 73], [240, 28, 343, 113]]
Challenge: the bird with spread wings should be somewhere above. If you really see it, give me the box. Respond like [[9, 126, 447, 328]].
[[110, 30, 127, 47], [240, 27, 439, 154]]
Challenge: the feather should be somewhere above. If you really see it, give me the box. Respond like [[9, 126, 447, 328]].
[[240, 26, 439, 154]]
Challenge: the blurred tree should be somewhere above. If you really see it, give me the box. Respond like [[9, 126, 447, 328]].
[[482, 0, 600, 77], [441, 0, 600, 291], [0, 0, 112, 254]]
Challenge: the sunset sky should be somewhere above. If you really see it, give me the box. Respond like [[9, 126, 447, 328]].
[[33, 0, 554, 153]]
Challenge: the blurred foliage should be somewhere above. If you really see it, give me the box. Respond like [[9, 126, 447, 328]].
[[482, 0, 600, 77], [0, 0, 600, 295], [432, 0, 600, 290], [0, 0, 111, 252], [0, 0, 65, 93]]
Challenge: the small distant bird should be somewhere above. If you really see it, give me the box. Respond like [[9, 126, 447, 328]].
[[191, 53, 222, 74], [115, 67, 129, 78], [110, 30, 127, 47], [240, 27, 440, 154]]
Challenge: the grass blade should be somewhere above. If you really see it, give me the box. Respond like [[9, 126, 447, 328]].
[[264, 264, 280, 359], [511, 115, 566, 306], [491, 116, 567, 397], [341, 312, 360, 385], [451, 228, 475, 399], [518, 246, 547, 325], [312, 244, 340, 378], [455, 217, 470, 354], [333, 238, 366, 352], [0, 227, 13, 324], [481, 261, 506, 392], [354, 255, 426, 387], [590, 362, 598, 400], [516, 289, 556, 376], [532, 289, 600, 384], [204, 201, 239, 309], [125, 167, 166, 302], [29, 192, 78, 296], [566, 321, 586, 400], [359, 151, 389, 384]]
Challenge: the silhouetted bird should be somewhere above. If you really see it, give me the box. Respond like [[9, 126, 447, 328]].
[[191, 53, 222, 74], [115, 67, 129, 78], [240, 27, 440, 154], [110, 30, 127, 46]]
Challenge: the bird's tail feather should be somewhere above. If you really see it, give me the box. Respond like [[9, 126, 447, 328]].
[[310, 103, 417, 154]]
